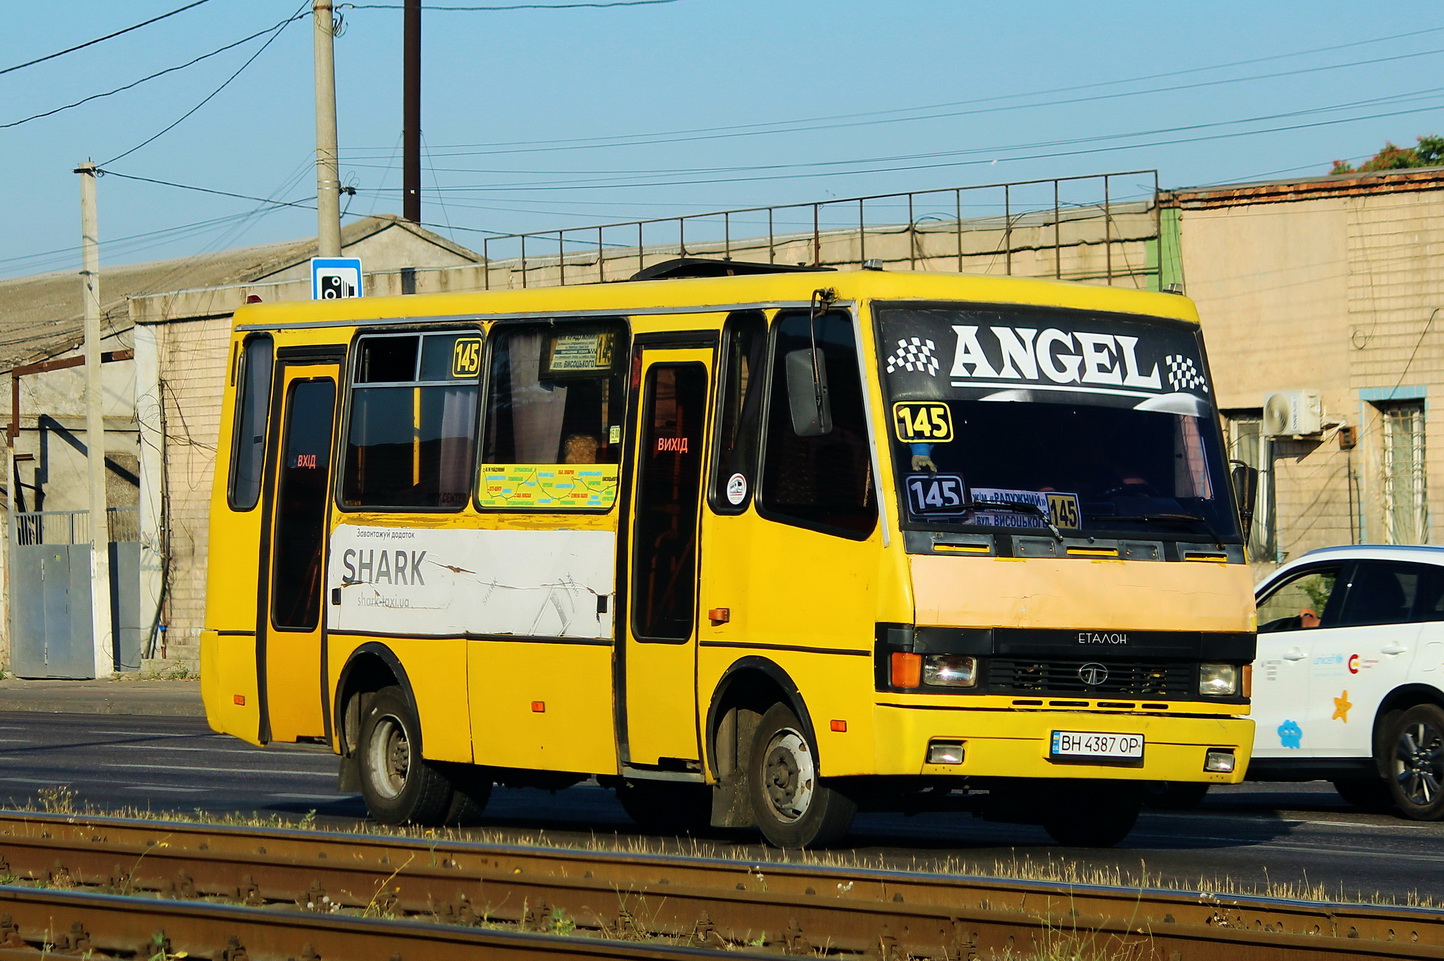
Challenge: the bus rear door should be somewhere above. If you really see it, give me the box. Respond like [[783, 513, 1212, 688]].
[[621, 340, 713, 767], [259, 356, 340, 743]]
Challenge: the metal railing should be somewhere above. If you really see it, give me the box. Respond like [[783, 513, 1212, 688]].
[[12, 507, 140, 547], [476, 170, 1162, 290]]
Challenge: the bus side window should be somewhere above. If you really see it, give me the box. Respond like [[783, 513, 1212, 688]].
[[709, 310, 766, 514], [228, 334, 274, 511], [758, 309, 876, 538], [341, 331, 480, 510], [479, 320, 626, 511]]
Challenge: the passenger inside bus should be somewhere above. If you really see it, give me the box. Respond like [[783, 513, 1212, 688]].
[[563, 433, 600, 464]]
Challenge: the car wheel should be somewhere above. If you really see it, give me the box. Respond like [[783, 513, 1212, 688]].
[[747, 703, 856, 848], [1385, 703, 1444, 821], [616, 780, 713, 834], [357, 687, 453, 826], [1042, 780, 1143, 846]]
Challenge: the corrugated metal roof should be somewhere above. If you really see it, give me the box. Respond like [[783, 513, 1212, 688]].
[[0, 215, 480, 372], [1161, 166, 1444, 209]]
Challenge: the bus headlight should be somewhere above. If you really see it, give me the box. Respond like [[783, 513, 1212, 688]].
[[924, 654, 978, 687], [1199, 663, 1239, 697]]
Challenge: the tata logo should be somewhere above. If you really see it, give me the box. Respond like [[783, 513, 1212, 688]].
[[950, 325, 1162, 390], [1078, 662, 1110, 686]]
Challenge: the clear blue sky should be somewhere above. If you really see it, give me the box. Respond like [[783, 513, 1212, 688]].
[[2, 0, 1441, 280]]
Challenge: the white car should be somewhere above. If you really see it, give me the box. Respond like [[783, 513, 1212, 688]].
[[1246, 544, 1444, 819], [1150, 545, 1444, 818]]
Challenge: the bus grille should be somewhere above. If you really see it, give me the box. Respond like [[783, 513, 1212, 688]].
[[989, 659, 1192, 697]]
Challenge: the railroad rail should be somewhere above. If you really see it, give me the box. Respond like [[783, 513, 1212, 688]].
[[0, 811, 1439, 960]]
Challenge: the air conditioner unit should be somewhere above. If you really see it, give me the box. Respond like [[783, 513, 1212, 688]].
[[1263, 389, 1323, 436]]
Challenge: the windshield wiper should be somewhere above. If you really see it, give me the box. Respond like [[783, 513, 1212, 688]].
[[967, 499, 1063, 542], [1108, 511, 1225, 546]]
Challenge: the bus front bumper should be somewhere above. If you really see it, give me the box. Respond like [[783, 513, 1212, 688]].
[[872, 704, 1254, 784]]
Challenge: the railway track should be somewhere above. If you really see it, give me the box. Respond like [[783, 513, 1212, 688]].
[[0, 810, 1439, 959]]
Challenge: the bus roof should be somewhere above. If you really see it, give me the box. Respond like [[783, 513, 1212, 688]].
[[231, 267, 1201, 332]]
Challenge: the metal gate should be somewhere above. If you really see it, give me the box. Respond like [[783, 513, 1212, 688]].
[[9, 508, 143, 679]]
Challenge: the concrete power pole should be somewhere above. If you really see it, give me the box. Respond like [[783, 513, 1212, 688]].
[[314, 0, 342, 257], [77, 160, 113, 679]]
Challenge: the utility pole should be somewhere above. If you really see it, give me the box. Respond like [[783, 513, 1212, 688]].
[[403, 0, 421, 223], [77, 160, 113, 679], [314, 0, 342, 256]]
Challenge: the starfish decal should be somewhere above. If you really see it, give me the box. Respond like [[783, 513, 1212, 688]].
[[1332, 690, 1352, 722]]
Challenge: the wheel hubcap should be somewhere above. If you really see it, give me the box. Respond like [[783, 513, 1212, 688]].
[[368, 715, 410, 800], [1394, 720, 1444, 807], [762, 728, 815, 822]]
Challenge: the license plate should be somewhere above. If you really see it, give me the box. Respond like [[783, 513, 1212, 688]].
[[1050, 730, 1144, 760]]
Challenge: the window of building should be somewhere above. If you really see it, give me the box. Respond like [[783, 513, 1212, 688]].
[[1380, 400, 1428, 544], [479, 320, 626, 510], [228, 334, 273, 511], [341, 330, 480, 510], [758, 309, 876, 538]]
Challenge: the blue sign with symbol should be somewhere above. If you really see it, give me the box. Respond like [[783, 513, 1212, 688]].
[[312, 257, 363, 300]]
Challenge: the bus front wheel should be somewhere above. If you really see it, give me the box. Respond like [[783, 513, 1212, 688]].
[[747, 703, 855, 848], [357, 686, 453, 826]]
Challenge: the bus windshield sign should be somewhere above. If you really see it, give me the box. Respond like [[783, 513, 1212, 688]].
[[875, 303, 1239, 542]]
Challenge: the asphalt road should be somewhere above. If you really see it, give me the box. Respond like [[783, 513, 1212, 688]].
[[2, 711, 1441, 906]]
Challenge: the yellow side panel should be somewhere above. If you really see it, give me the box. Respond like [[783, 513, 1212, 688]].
[[911, 554, 1256, 632], [874, 704, 1255, 783], [698, 502, 899, 779], [467, 640, 618, 774], [328, 636, 473, 763], [700, 518, 885, 653], [624, 639, 699, 765], [697, 647, 880, 777], [200, 630, 262, 746]]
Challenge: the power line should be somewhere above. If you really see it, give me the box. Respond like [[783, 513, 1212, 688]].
[[0, 0, 217, 76], [1, 18, 307, 131], [97, 169, 318, 211], [343, 0, 684, 9], [102, 4, 311, 166], [349, 30, 1444, 158], [425, 101, 1444, 193], [353, 91, 1444, 192]]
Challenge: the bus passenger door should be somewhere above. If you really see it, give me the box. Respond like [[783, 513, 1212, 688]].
[[259, 359, 340, 744], [622, 345, 713, 767]]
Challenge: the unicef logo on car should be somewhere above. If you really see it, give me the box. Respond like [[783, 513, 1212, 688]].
[[1077, 662, 1109, 686]]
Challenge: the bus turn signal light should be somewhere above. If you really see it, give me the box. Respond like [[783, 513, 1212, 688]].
[[891, 652, 922, 689], [233, 695, 245, 706]]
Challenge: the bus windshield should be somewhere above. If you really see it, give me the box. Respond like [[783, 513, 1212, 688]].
[[875, 302, 1241, 542]]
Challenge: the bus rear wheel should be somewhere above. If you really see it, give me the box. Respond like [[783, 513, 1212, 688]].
[[357, 686, 453, 826], [747, 703, 855, 848], [1041, 779, 1143, 847]]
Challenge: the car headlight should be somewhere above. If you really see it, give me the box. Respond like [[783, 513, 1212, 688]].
[[1199, 663, 1239, 697], [924, 654, 978, 687]]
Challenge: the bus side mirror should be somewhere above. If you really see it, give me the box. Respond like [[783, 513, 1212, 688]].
[[1230, 462, 1258, 543], [785, 348, 832, 437]]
